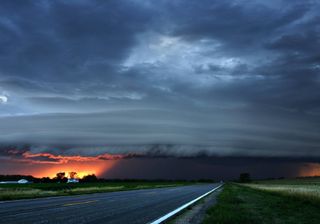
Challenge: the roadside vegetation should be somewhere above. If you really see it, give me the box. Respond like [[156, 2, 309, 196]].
[[245, 177, 320, 201], [204, 178, 320, 224], [0, 181, 193, 200], [0, 173, 215, 200], [253, 176, 320, 185]]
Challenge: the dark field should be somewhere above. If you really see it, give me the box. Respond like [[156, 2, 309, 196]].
[[253, 177, 320, 185], [204, 182, 320, 224]]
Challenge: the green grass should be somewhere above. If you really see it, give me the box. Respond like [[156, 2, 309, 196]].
[[244, 184, 320, 202], [245, 177, 320, 202], [253, 177, 320, 185], [0, 181, 191, 201], [203, 183, 320, 224]]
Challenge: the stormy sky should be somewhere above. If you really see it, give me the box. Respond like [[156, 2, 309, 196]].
[[0, 0, 320, 179]]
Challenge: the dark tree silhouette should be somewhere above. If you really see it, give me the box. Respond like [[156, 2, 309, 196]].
[[0, 175, 35, 182], [41, 177, 53, 183], [81, 174, 98, 182], [69, 172, 77, 179], [239, 173, 251, 183], [54, 172, 68, 183]]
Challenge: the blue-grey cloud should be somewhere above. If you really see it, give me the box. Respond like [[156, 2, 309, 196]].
[[0, 0, 319, 158]]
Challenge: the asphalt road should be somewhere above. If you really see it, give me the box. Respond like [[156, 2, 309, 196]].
[[0, 184, 220, 224]]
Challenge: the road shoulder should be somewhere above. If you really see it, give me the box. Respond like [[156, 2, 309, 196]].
[[170, 186, 223, 224]]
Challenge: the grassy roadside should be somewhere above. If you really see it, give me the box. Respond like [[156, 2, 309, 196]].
[[252, 177, 320, 185], [244, 177, 320, 203], [203, 183, 320, 224], [0, 181, 192, 201], [243, 184, 320, 202]]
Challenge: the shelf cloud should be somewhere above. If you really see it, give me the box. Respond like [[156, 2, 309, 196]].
[[0, 0, 319, 174]]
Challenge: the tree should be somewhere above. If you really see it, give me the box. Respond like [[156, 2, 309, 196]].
[[81, 174, 98, 183], [239, 173, 251, 183], [41, 177, 53, 183], [69, 172, 77, 179], [55, 172, 68, 183]]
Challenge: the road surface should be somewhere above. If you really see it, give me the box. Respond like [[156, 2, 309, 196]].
[[0, 184, 220, 224]]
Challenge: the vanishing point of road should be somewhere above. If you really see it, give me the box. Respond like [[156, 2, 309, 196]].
[[0, 184, 220, 224]]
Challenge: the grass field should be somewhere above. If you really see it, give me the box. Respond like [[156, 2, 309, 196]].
[[0, 181, 191, 201], [204, 180, 320, 224], [245, 177, 320, 202], [253, 177, 320, 185]]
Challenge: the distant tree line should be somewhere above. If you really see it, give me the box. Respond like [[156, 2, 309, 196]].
[[0, 175, 36, 182], [239, 173, 251, 183], [0, 174, 216, 183], [0, 173, 99, 183]]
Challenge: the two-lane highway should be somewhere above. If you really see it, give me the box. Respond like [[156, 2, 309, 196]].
[[0, 184, 220, 224]]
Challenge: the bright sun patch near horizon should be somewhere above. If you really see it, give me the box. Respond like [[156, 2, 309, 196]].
[[32, 159, 119, 178], [0, 95, 8, 104]]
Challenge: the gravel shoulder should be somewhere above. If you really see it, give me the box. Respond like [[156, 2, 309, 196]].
[[170, 186, 223, 224]]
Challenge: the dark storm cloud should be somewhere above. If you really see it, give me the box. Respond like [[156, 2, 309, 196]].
[[103, 157, 319, 180], [0, 0, 320, 158], [0, 0, 153, 82]]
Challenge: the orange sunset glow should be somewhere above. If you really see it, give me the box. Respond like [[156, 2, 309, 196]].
[[5, 151, 127, 178], [35, 160, 119, 178], [298, 163, 320, 177]]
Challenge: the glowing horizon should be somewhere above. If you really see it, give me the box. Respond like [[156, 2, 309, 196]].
[[0, 150, 126, 178]]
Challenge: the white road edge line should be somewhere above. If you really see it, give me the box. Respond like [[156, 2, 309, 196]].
[[149, 184, 224, 224]]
